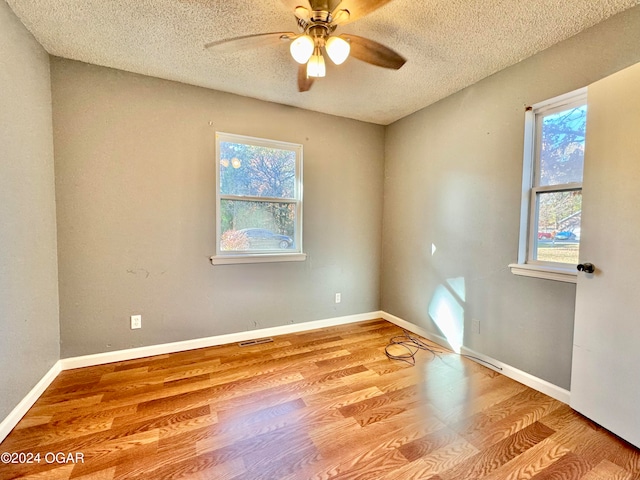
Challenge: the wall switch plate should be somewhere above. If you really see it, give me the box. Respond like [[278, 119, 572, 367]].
[[131, 315, 142, 329], [335, 293, 341, 304], [472, 318, 480, 334]]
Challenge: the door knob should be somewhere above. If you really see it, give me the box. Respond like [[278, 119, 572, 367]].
[[577, 263, 595, 274]]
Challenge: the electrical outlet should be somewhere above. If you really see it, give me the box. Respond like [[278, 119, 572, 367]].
[[335, 293, 341, 304], [472, 318, 480, 334], [131, 314, 142, 329]]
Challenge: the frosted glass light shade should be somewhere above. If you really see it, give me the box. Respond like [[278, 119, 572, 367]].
[[325, 36, 350, 65], [332, 9, 350, 24], [307, 53, 326, 77], [289, 35, 314, 64]]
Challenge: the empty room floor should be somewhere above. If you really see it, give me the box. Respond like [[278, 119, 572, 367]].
[[1, 319, 638, 479]]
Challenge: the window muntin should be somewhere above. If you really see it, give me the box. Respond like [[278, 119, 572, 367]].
[[215, 133, 303, 260]]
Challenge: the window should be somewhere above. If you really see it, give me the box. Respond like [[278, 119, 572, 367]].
[[211, 132, 305, 265], [510, 88, 587, 282]]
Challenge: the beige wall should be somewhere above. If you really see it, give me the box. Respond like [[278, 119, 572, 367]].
[[0, 1, 60, 419], [382, 6, 640, 389], [51, 59, 384, 357]]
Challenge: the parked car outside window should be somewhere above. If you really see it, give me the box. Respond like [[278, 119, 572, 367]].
[[555, 231, 577, 241], [238, 228, 293, 249]]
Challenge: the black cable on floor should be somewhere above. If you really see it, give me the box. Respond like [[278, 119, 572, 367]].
[[384, 330, 446, 366], [385, 329, 503, 371]]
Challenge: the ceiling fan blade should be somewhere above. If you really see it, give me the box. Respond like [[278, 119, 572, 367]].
[[340, 34, 406, 69], [331, 0, 393, 24], [298, 64, 314, 92], [205, 32, 296, 53]]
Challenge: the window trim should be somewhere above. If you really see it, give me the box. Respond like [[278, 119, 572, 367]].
[[210, 132, 306, 265], [510, 88, 587, 283]]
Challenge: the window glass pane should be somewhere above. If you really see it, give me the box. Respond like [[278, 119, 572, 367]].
[[539, 105, 586, 186], [220, 199, 296, 251], [220, 141, 296, 198], [535, 190, 581, 264]]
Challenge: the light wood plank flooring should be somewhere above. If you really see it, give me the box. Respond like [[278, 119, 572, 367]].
[[1, 319, 638, 479]]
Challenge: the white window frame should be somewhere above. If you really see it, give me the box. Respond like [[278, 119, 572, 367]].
[[210, 132, 306, 265], [510, 88, 587, 283]]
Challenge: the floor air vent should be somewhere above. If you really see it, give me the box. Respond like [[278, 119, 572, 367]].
[[238, 338, 274, 347]]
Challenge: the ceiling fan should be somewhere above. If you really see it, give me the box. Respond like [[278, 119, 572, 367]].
[[204, 0, 406, 92]]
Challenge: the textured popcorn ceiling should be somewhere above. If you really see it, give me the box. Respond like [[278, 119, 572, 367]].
[[6, 0, 640, 125]]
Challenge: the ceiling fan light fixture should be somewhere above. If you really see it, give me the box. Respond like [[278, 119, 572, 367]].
[[307, 50, 326, 78], [289, 35, 314, 64], [325, 36, 350, 65]]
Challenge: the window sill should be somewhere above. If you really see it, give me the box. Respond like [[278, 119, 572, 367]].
[[211, 253, 307, 265], [508, 263, 577, 283]]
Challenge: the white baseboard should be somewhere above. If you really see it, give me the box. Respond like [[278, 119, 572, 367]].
[[381, 311, 570, 404], [0, 361, 62, 443], [381, 311, 455, 351], [60, 311, 383, 370], [459, 345, 570, 404]]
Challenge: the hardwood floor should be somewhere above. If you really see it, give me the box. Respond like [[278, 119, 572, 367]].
[[1, 319, 638, 479]]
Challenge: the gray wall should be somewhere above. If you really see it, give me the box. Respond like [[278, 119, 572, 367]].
[[382, 6, 640, 390], [51, 59, 384, 358], [0, 2, 60, 419], [3, 2, 638, 408]]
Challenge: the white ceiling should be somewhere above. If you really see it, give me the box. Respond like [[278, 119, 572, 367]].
[[6, 0, 640, 125]]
